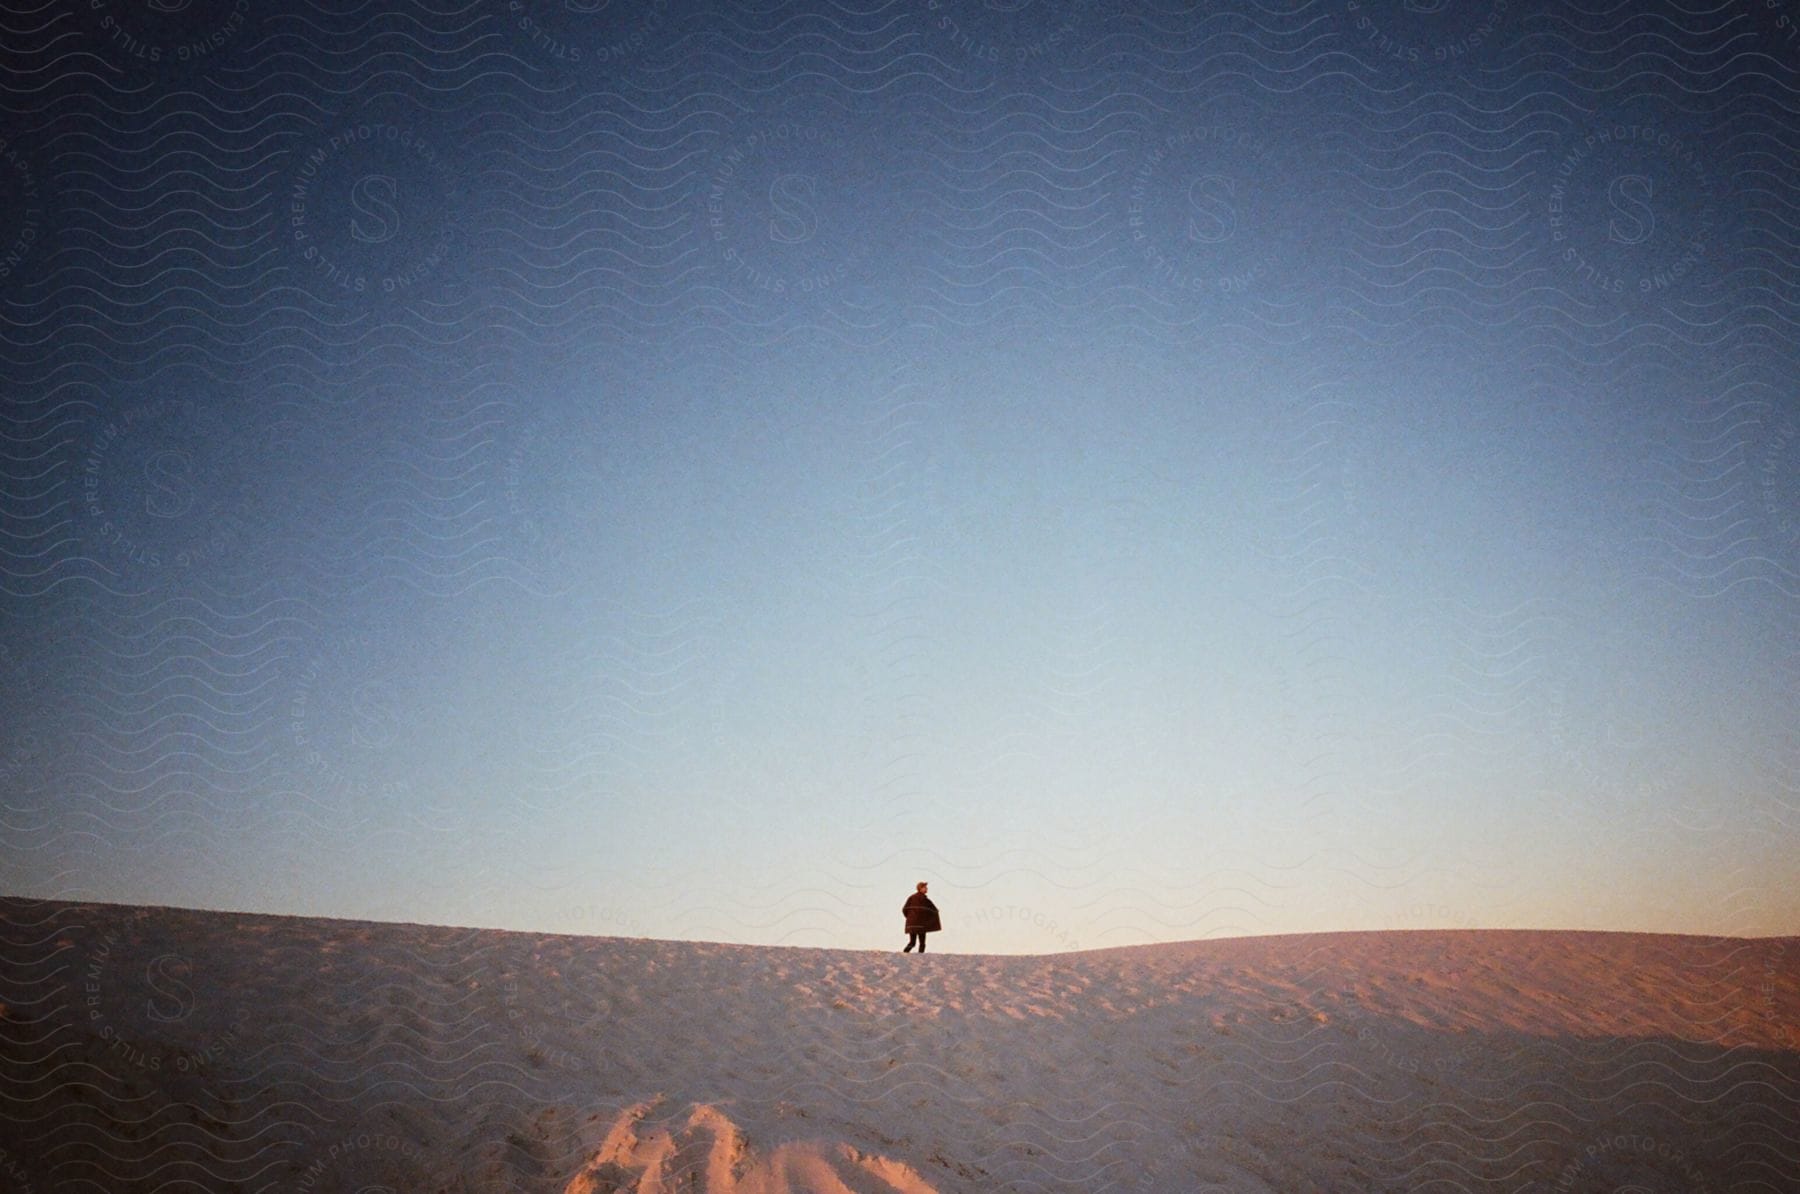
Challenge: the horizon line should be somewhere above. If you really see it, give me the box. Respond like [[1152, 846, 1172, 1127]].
[[4, 893, 1791, 956]]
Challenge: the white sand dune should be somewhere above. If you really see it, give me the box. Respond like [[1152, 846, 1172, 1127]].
[[0, 897, 1795, 1191]]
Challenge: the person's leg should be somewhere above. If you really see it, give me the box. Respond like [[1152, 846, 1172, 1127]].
[[917, 932, 926, 953], [902, 932, 914, 952]]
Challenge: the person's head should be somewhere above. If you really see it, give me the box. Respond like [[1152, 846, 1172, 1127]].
[[916, 881, 928, 893]]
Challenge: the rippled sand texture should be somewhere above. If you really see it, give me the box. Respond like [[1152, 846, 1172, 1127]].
[[1, 898, 1796, 1191]]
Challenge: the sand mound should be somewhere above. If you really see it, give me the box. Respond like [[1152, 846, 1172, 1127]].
[[564, 1096, 939, 1194]]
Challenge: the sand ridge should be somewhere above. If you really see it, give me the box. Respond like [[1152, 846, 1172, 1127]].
[[0, 898, 1795, 1191]]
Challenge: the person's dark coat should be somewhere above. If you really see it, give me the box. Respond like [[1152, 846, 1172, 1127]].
[[903, 892, 940, 934]]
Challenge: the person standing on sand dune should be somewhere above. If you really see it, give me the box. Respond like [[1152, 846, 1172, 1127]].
[[902, 882, 940, 953]]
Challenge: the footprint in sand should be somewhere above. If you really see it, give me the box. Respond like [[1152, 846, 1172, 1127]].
[[562, 1096, 942, 1194]]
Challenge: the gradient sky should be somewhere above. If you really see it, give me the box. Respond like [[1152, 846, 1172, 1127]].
[[1, 0, 1796, 952]]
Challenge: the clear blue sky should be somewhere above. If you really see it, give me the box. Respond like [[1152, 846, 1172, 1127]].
[[0, 0, 1795, 952]]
